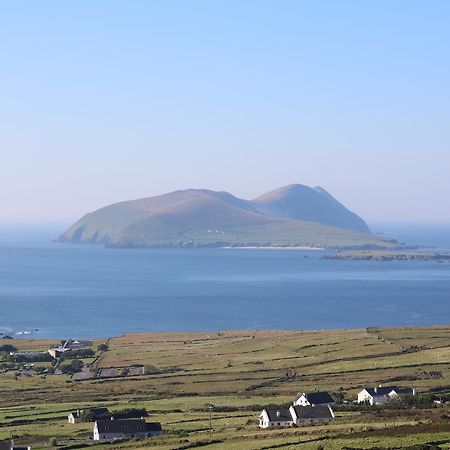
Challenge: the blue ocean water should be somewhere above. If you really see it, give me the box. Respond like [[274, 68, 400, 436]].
[[0, 224, 449, 339]]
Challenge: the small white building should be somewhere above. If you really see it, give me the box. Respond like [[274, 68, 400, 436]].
[[294, 391, 335, 407], [49, 339, 93, 359], [93, 419, 162, 441], [259, 408, 294, 429], [357, 386, 415, 405], [67, 411, 79, 424], [68, 407, 110, 424], [289, 405, 334, 426]]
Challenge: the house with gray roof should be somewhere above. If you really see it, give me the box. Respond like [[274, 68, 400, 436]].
[[93, 418, 162, 440], [68, 407, 111, 423], [259, 408, 294, 428], [289, 405, 334, 425], [49, 339, 93, 359], [294, 391, 335, 407], [259, 403, 335, 429], [357, 386, 415, 405]]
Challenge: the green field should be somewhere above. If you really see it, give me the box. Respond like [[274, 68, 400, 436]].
[[1, 326, 450, 449]]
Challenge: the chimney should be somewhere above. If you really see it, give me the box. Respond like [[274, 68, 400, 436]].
[[276, 410, 280, 417], [110, 416, 114, 420], [374, 387, 377, 394]]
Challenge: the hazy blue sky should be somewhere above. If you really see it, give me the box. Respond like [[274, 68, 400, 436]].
[[1, 1, 449, 224]]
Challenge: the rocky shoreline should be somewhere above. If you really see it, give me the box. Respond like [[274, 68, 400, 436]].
[[323, 251, 450, 261]]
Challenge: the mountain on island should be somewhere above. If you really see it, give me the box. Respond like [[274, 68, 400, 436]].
[[59, 184, 398, 249]]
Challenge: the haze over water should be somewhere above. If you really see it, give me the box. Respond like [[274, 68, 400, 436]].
[[0, 224, 449, 339]]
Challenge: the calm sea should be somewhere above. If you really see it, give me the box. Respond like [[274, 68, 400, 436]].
[[0, 224, 449, 339]]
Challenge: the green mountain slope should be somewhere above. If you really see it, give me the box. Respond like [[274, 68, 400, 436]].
[[253, 184, 371, 233], [59, 186, 398, 249]]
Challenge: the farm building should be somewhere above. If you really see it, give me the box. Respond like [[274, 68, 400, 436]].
[[93, 418, 162, 440], [49, 339, 93, 358]]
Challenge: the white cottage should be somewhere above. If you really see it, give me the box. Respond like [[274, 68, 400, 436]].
[[93, 419, 162, 441], [68, 407, 110, 423], [357, 386, 415, 405], [259, 408, 294, 428], [289, 405, 334, 425], [294, 391, 335, 407]]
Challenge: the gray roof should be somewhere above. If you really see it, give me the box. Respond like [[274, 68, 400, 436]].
[[88, 407, 110, 416], [96, 419, 161, 434], [392, 387, 414, 395], [298, 391, 334, 404], [264, 408, 292, 422], [0, 442, 29, 450], [363, 386, 413, 397], [146, 422, 163, 432], [364, 387, 393, 396], [62, 339, 93, 349], [292, 405, 333, 419]]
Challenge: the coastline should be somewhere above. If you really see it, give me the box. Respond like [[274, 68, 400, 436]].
[[221, 246, 324, 250], [3, 324, 450, 343]]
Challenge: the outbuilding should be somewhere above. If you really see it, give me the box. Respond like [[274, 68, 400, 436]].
[[68, 407, 110, 424]]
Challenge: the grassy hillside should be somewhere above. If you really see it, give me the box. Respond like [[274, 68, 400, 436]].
[[59, 187, 398, 249], [120, 220, 398, 249], [253, 184, 371, 233], [2, 326, 450, 449]]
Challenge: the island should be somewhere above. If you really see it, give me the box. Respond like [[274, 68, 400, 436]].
[[58, 184, 401, 250], [323, 250, 450, 261]]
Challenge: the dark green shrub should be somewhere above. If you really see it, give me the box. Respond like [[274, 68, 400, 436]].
[[112, 407, 148, 419]]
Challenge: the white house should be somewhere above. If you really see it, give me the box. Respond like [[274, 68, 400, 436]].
[[67, 411, 79, 424], [388, 387, 416, 401], [357, 386, 415, 405], [294, 391, 335, 407], [259, 408, 294, 428], [68, 407, 110, 424], [93, 419, 162, 441], [289, 405, 335, 426], [49, 339, 93, 359]]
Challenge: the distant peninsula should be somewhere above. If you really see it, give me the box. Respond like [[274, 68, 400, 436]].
[[58, 184, 400, 249]]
